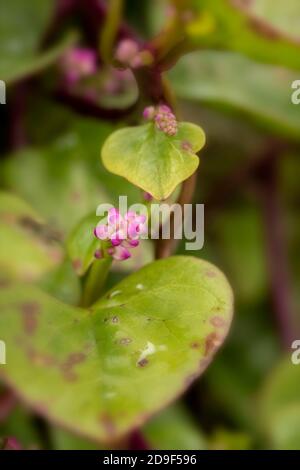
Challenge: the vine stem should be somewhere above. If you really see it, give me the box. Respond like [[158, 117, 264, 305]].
[[155, 172, 198, 259], [255, 142, 298, 349], [81, 258, 112, 308]]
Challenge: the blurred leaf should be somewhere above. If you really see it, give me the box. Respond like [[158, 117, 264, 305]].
[[0, 404, 42, 449], [209, 428, 252, 450], [101, 122, 205, 200], [2, 118, 119, 236], [248, 0, 300, 38], [169, 51, 300, 140], [188, 0, 300, 70], [0, 0, 77, 84], [0, 191, 63, 282], [67, 213, 100, 276], [269, 405, 300, 450], [260, 358, 300, 421], [144, 404, 206, 450], [259, 358, 300, 449], [2, 117, 146, 237], [38, 260, 81, 305], [204, 302, 281, 431], [50, 427, 101, 450], [0, 256, 233, 442], [213, 207, 268, 303]]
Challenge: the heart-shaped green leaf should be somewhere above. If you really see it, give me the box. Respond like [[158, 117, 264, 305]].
[[0, 192, 63, 282], [0, 256, 233, 442], [101, 122, 205, 200]]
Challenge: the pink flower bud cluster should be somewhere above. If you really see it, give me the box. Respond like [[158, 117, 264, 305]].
[[60, 47, 97, 85], [143, 104, 178, 136], [94, 208, 147, 261], [115, 39, 153, 69]]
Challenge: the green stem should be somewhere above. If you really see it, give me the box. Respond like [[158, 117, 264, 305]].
[[81, 257, 112, 308], [99, 0, 124, 64]]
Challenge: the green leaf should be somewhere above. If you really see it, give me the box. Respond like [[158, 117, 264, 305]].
[[144, 404, 206, 450], [188, 0, 300, 70], [38, 260, 81, 305], [0, 403, 42, 449], [247, 0, 300, 39], [169, 51, 300, 140], [259, 358, 300, 449], [209, 428, 252, 450], [0, 192, 63, 282], [260, 358, 300, 422], [101, 122, 205, 200], [2, 119, 113, 236], [212, 207, 268, 303], [0, 256, 233, 442], [0, 0, 77, 84], [269, 405, 300, 450], [50, 427, 102, 450], [2, 117, 144, 236], [67, 213, 100, 276]]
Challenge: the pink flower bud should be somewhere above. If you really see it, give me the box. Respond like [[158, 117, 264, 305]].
[[154, 104, 178, 136], [143, 191, 153, 201], [115, 39, 139, 65], [60, 47, 97, 85], [143, 106, 156, 120], [94, 208, 147, 262]]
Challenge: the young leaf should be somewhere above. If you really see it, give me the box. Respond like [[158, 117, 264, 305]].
[[67, 213, 100, 276], [101, 122, 205, 200], [0, 192, 63, 282], [0, 256, 233, 442]]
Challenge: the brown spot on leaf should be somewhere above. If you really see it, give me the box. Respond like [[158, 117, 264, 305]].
[[70, 190, 81, 202], [111, 316, 119, 324], [181, 140, 193, 151], [61, 352, 86, 382], [211, 316, 226, 328], [119, 338, 132, 346], [185, 373, 198, 386], [72, 259, 82, 272], [138, 358, 149, 367], [100, 413, 116, 436], [205, 270, 217, 278], [204, 332, 222, 356], [26, 346, 56, 367], [20, 302, 40, 335], [191, 341, 200, 349], [19, 217, 62, 243], [0, 279, 11, 289]]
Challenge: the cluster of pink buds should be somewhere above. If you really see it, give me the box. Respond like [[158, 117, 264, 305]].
[[115, 39, 153, 69], [143, 104, 178, 136], [60, 47, 97, 85], [94, 208, 148, 261]]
